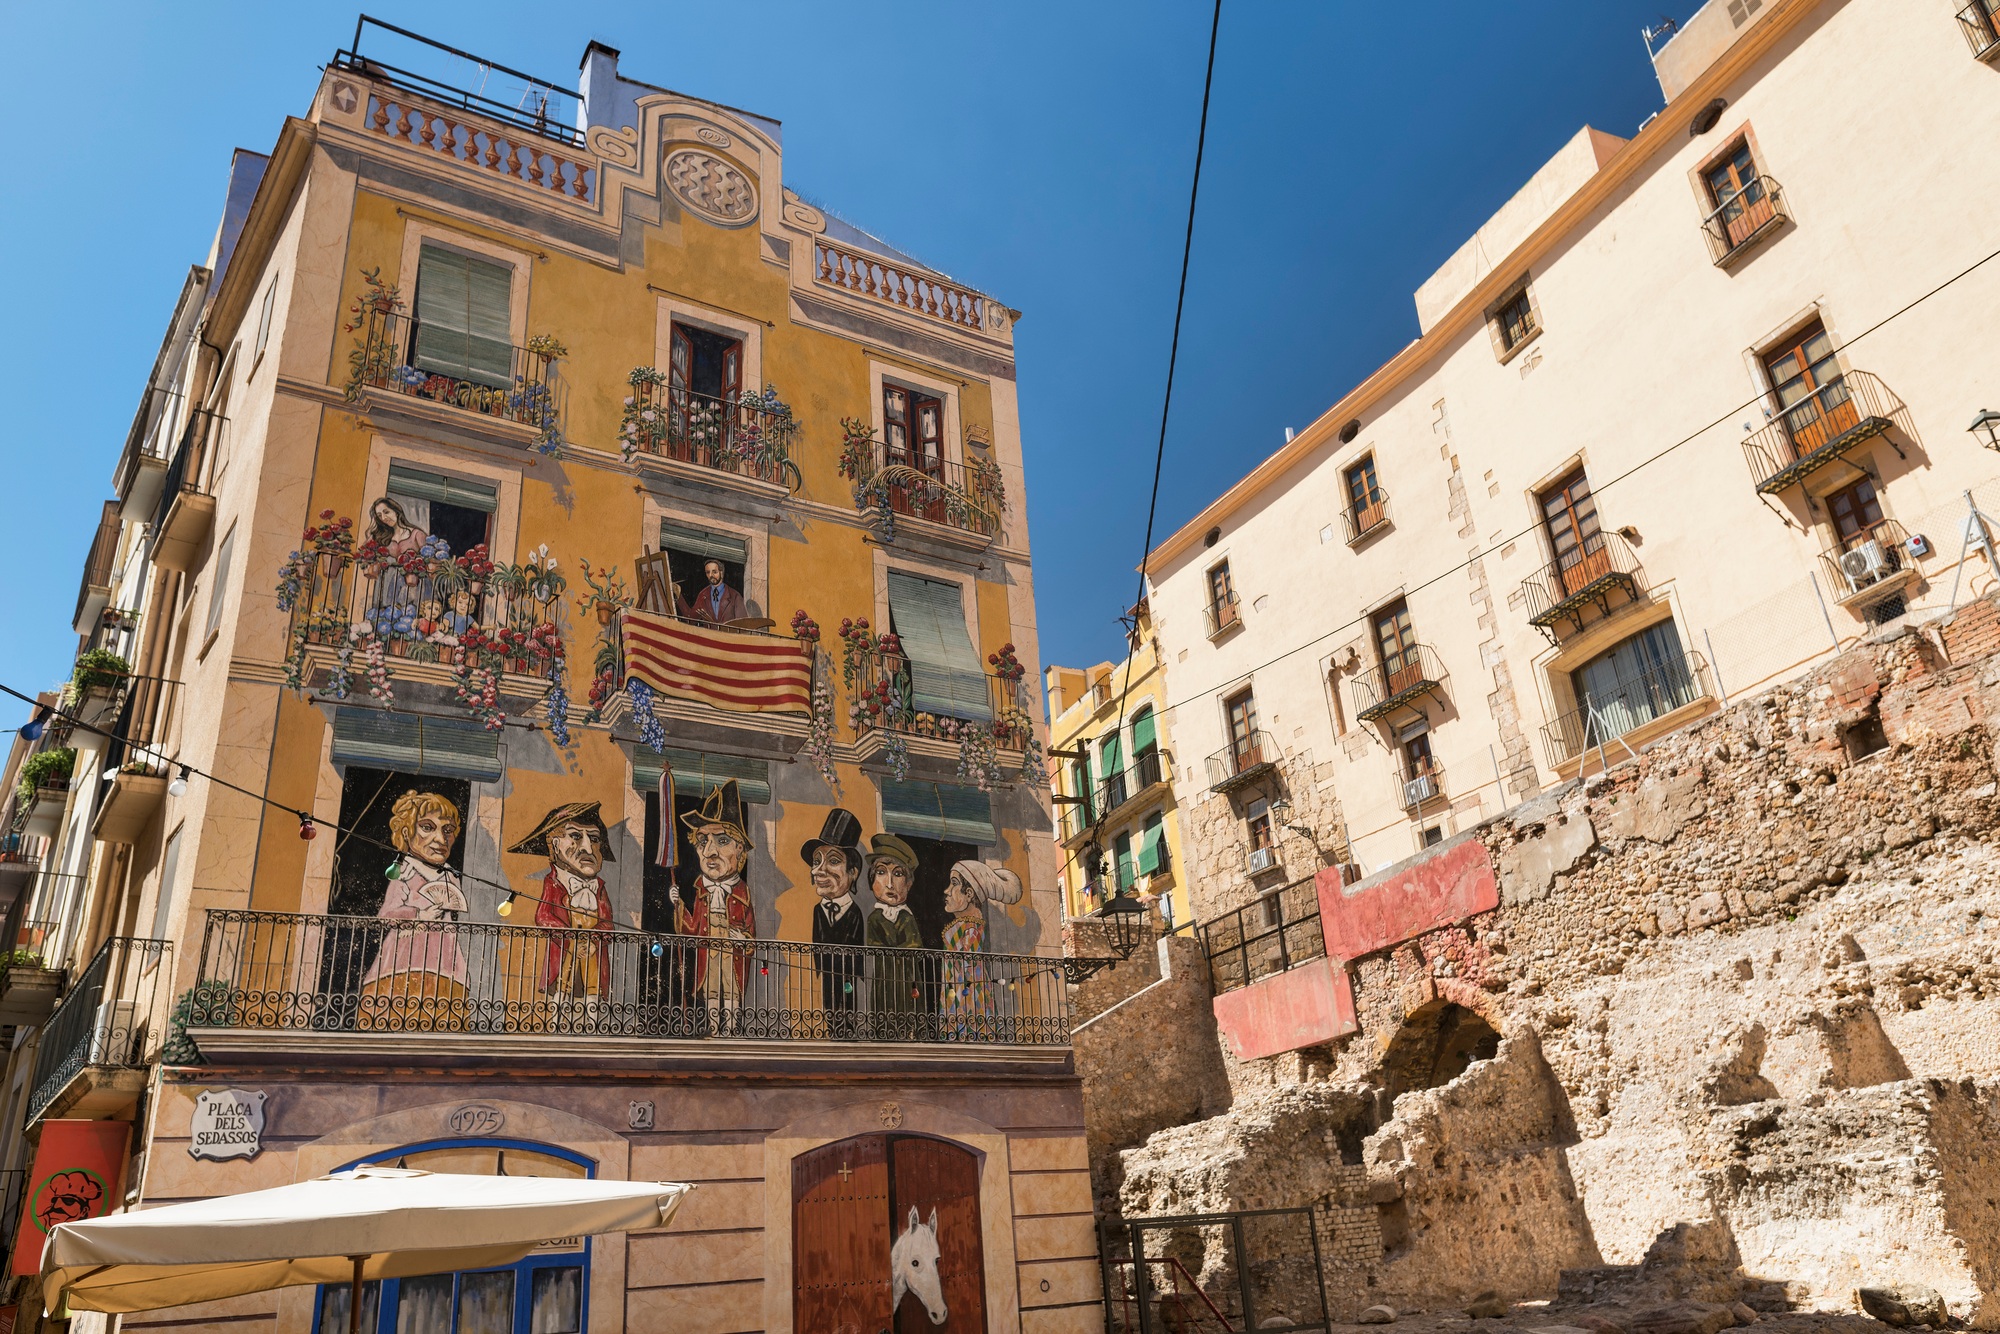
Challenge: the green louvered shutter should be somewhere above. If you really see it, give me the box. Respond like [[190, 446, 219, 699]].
[[1114, 831, 1135, 890], [330, 708, 503, 782], [1098, 733, 1125, 793], [1138, 811, 1165, 874], [880, 780, 996, 845], [629, 747, 771, 806], [386, 464, 499, 513], [886, 572, 992, 721], [1131, 707, 1158, 755], [412, 243, 514, 388]]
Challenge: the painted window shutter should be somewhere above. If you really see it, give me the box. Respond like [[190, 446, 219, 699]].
[[880, 780, 996, 845], [412, 243, 513, 387], [658, 520, 749, 566], [629, 748, 771, 806], [330, 708, 503, 782], [1131, 708, 1158, 755], [886, 572, 992, 721], [386, 464, 499, 513]]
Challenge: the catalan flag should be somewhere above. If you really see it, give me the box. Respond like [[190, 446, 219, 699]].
[[621, 608, 813, 715]]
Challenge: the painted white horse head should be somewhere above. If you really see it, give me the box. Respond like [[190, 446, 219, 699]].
[[890, 1204, 947, 1325]]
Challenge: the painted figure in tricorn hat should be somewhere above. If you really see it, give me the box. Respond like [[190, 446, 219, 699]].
[[678, 779, 756, 1024], [510, 800, 615, 1003], [804, 808, 866, 1032]]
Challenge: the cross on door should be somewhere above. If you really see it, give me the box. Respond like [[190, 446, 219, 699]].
[[837, 1161, 853, 1182]]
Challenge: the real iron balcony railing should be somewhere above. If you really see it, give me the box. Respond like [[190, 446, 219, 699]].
[[1959, 0, 2000, 60], [1820, 518, 1913, 605], [1342, 487, 1391, 544], [71, 501, 122, 634], [99, 675, 183, 776], [113, 385, 185, 504], [1541, 650, 1715, 769], [848, 650, 1035, 751], [1200, 876, 1324, 996], [621, 379, 800, 490], [1395, 757, 1446, 811], [1205, 592, 1242, 638], [335, 17, 587, 148], [348, 309, 567, 447], [1092, 749, 1169, 819], [1207, 730, 1276, 792], [1522, 530, 1645, 636], [1743, 370, 1905, 495], [153, 407, 226, 535], [1701, 175, 1790, 265], [187, 910, 1069, 1047], [849, 438, 1003, 539], [27, 936, 172, 1122], [1352, 644, 1449, 723]]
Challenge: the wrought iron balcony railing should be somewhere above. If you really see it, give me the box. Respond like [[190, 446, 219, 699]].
[[346, 309, 566, 451], [1352, 644, 1449, 723], [1743, 370, 1905, 495], [1096, 749, 1169, 817], [619, 378, 800, 490], [1200, 876, 1324, 996], [844, 437, 1004, 540], [1342, 488, 1391, 545], [1206, 730, 1275, 792], [1205, 592, 1242, 638], [848, 650, 1035, 752], [1395, 757, 1446, 811], [1960, 0, 2000, 60], [152, 407, 225, 535], [28, 936, 172, 1121], [1820, 518, 1913, 607], [72, 502, 122, 634], [1540, 650, 1715, 768], [187, 911, 1069, 1048], [1521, 530, 1646, 637], [1701, 175, 1789, 265]]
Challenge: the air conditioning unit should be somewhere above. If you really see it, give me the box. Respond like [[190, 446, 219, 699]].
[[1839, 541, 1892, 593], [1403, 773, 1440, 807], [1246, 846, 1279, 874]]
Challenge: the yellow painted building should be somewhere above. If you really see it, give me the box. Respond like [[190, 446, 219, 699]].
[[0, 24, 1099, 1334], [1043, 602, 1188, 928]]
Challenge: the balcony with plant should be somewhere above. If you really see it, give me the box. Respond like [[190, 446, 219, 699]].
[[838, 419, 1004, 545], [276, 510, 569, 735], [617, 369, 802, 491], [63, 649, 131, 727], [838, 621, 1040, 790], [340, 269, 566, 456], [15, 749, 75, 840]]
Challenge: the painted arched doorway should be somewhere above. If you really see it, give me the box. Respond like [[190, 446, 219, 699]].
[[793, 1133, 986, 1333]]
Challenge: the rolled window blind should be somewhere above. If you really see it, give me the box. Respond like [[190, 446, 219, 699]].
[[412, 243, 513, 388], [886, 571, 991, 722]]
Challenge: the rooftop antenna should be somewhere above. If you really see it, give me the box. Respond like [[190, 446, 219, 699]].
[[1642, 15, 1680, 56]]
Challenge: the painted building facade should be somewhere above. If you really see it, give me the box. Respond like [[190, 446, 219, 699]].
[[1043, 604, 1189, 928], [1148, 0, 2000, 948], [0, 23, 1098, 1334]]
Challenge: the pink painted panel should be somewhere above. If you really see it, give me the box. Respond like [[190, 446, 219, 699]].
[[1315, 838, 1498, 962], [1211, 958, 1357, 1061]]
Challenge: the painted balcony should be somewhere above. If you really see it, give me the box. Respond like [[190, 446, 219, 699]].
[[842, 437, 1004, 547], [28, 936, 172, 1124], [1521, 530, 1647, 641], [813, 239, 992, 335], [1540, 650, 1717, 771], [1743, 370, 1907, 496], [345, 309, 566, 454], [184, 911, 1070, 1068], [848, 650, 1036, 774], [618, 377, 800, 493], [153, 407, 225, 573], [1352, 645, 1449, 724], [1700, 175, 1790, 267]]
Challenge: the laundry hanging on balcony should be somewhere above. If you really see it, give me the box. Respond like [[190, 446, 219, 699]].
[[621, 607, 811, 715]]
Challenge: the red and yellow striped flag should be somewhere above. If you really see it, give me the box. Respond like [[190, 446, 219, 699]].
[[621, 608, 812, 715]]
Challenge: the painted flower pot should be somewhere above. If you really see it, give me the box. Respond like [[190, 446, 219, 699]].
[[595, 600, 617, 626]]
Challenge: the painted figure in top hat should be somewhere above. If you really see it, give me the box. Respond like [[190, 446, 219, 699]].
[[510, 801, 615, 1005], [679, 780, 756, 1026], [803, 809, 866, 1033], [865, 833, 928, 1035]]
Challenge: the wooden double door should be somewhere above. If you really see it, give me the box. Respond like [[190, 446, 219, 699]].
[[794, 1133, 987, 1333]]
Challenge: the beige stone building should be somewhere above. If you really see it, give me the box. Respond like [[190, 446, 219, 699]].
[[1149, 0, 2000, 907]]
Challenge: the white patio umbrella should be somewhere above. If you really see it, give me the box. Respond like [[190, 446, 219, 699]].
[[40, 1166, 692, 1329]]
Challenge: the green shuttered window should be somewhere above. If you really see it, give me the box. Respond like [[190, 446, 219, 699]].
[[1131, 707, 1158, 755], [412, 243, 513, 388], [386, 464, 499, 513], [1138, 811, 1166, 874], [658, 521, 749, 566], [880, 780, 996, 845], [629, 748, 772, 806], [886, 572, 991, 722], [331, 708, 503, 782]]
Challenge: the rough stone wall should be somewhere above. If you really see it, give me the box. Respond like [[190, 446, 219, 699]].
[[1178, 747, 1345, 922], [1072, 933, 1233, 1210], [1100, 596, 2000, 1325]]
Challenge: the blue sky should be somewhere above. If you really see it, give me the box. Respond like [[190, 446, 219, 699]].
[[0, 1, 1684, 717]]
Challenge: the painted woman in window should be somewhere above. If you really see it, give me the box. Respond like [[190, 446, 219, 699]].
[[938, 860, 1021, 1040], [361, 496, 433, 636], [357, 791, 469, 1029]]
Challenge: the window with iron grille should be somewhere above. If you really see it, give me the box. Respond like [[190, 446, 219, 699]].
[[1491, 284, 1540, 356]]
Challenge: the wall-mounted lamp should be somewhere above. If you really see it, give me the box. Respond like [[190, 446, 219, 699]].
[[1969, 409, 2000, 453]]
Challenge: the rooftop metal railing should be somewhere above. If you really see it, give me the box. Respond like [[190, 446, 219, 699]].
[[1199, 876, 1325, 996]]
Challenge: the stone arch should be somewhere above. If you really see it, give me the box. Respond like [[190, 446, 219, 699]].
[[1380, 999, 1502, 1105]]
